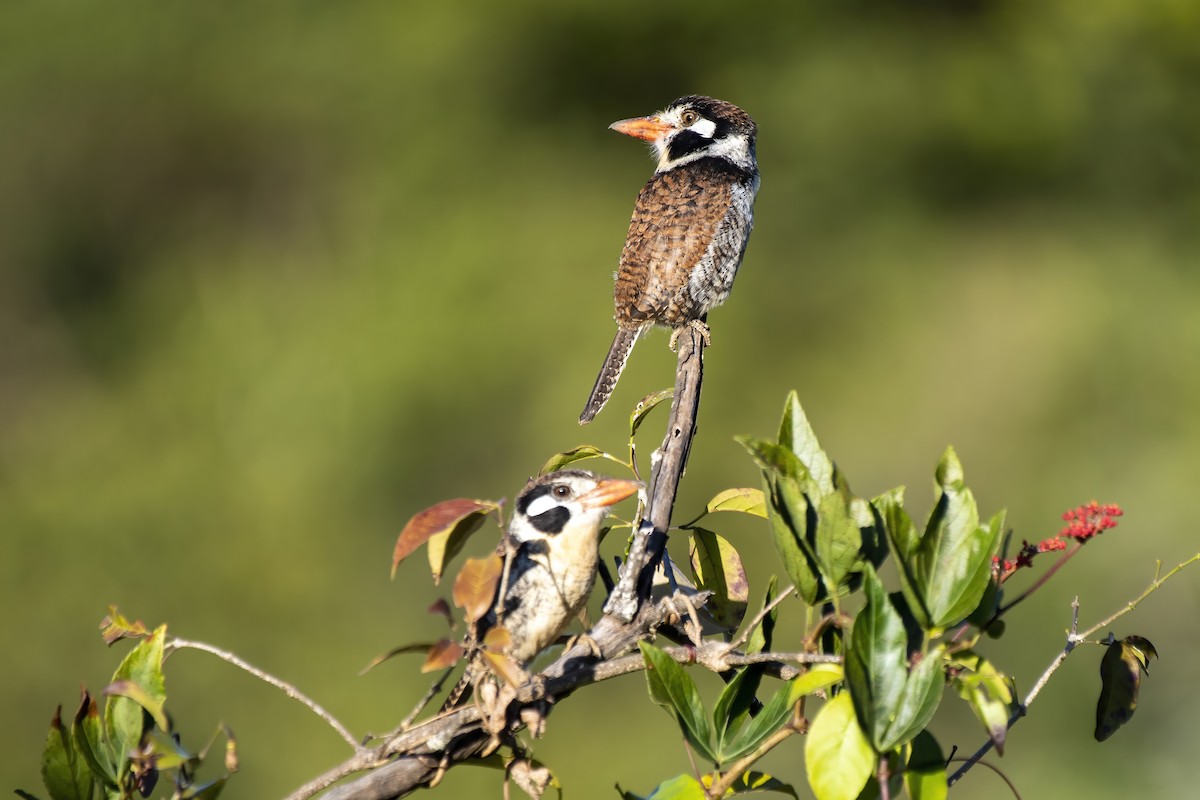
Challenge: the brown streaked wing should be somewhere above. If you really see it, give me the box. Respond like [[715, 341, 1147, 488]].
[[614, 166, 733, 326]]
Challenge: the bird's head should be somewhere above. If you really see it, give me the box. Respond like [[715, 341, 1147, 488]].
[[609, 95, 757, 174], [510, 470, 640, 546]]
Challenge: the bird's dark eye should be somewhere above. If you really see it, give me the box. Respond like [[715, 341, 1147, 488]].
[[552, 485, 570, 498], [680, 109, 700, 126]]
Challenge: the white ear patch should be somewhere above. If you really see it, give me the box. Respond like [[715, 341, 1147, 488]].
[[690, 118, 717, 138], [523, 493, 559, 519]]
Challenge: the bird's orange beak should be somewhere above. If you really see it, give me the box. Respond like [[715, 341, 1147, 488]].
[[609, 115, 675, 142], [579, 478, 642, 510]]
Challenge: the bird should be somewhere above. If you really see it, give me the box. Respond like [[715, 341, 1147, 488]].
[[579, 95, 760, 424], [446, 469, 640, 707]]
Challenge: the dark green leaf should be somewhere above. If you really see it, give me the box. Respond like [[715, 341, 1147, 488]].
[[104, 624, 167, 777], [71, 689, 115, 786], [805, 693, 874, 800], [878, 645, 944, 752], [763, 473, 824, 604], [688, 528, 749, 631], [638, 642, 716, 763], [41, 707, 93, 800], [713, 668, 759, 750], [903, 730, 947, 800], [722, 666, 843, 763], [872, 489, 930, 630], [744, 575, 780, 655], [845, 566, 909, 752], [1095, 635, 1158, 741]]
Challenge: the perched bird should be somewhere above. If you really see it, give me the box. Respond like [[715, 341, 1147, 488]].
[[446, 470, 640, 707], [579, 95, 760, 424]]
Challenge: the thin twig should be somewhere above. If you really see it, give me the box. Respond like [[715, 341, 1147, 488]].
[[730, 583, 794, 650], [948, 552, 1200, 787], [945, 757, 1023, 799], [169, 638, 360, 751], [1078, 553, 1200, 639], [705, 724, 798, 799]]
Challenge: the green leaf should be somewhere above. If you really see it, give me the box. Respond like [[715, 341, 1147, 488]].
[[722, 666, 843, 763], [705, 487, 767, 517], [871, 489, 929, 629], [805, 693, 874, 800], [744, 575, 780, 656], [619, 774, 707, 800], [778, 391, 834, 495], [41, 707, 94, 800], [630, 389, 675, 437], [1095, 635, 1158, 741], [539, 445, 607, 475], [879, 645, 945, 752], [903, 731, 948, 800], [639, 642, 716, 763], [846, 567, 944, 752], [845, 566, 908, 751], [762, 473, 824, 604], [704, 771, 799, 798], [918, 449, 1004, 628], [181, 777, 227, 799], [950, 651, 1014, 753], [688, 528, 750, 631], [71, 689, 116, 786], [104, 625, 167, 774], [713, 668, 760, 751], [814, 492, 862, 593], [736, 435, 810, 483]]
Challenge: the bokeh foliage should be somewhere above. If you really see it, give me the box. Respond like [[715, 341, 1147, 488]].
[[4, 1, 1199, 797]]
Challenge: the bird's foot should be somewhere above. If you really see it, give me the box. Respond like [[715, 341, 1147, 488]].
[[669, 320, 712, 352], [563, 631, 603, 659]]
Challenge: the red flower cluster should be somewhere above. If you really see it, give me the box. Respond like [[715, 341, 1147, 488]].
[[991, 501, 1123, 581], [1060, 500, 1123, 542]]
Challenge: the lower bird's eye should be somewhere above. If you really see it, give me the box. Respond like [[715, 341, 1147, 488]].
[[553, 485, 570, 498], [681, 110, 700, 126]]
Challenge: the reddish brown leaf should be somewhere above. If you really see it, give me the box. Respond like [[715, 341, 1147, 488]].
[[481, 650, 525, 688], [427, 598, 455, 628], [98, 605, 148, 645], [483, 625, 511, 653], [452, 554, 503, 624], [359, 642, 440, 675], [422, 639, 465, 673], [391, 498, 500, 580]]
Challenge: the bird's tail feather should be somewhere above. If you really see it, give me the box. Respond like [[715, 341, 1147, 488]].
[[579, 327, 642, 424]]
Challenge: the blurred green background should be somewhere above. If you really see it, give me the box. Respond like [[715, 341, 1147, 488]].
[[4, 1, 1198, 797]]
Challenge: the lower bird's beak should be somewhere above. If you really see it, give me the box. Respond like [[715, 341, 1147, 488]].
[[579, 478, 642, 510], [609, 115, 675, 142]]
